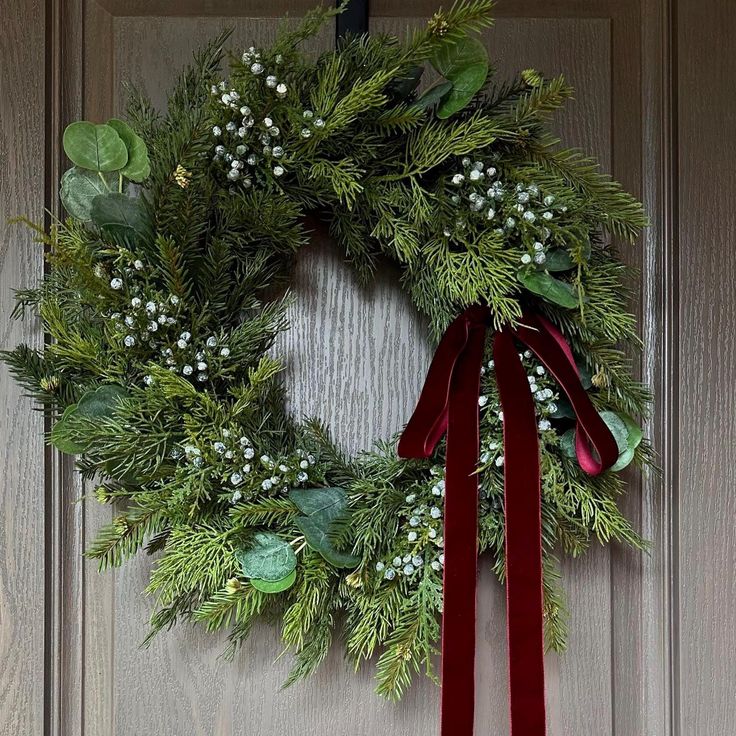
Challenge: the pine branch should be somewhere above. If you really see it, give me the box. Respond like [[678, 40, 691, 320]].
[[86, 504, 167, 571], [525, 134, 648, 241]]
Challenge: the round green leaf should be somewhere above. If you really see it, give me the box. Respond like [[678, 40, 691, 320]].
[[90, 192, 151, 245], [389, 66, 423, 100], [431, 35, 489, 119], [609, 412, 643, 471], [517, 269, 579, 308], [611, 446, 636, 472], [50, 384, 129, 455], [619, 413, 643, 450], [436, 64, 488, 118], [294, 516, 360, 568], [577, 361, 593, 389], [599, 411, 629, 454], [561, 410, 635, 470], [60, 167, 119, 221], [236, 532, 297, 582], [106, 118, 151, 182], [431, 35, 489, 82], [544, 248, 575, 272], [290, 487, 359, 569], [550, 396, 575, 419], [250, 568, 297, 594], [289, 487, 348, 522], [559, 428, 576, 458], [76, 384, 129, 417], [50, 404, 86, 455], [63, 122, 129, 172], [414, 80, 454, 110]]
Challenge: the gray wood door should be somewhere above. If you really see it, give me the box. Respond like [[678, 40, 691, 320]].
[[1, 0, 733, 734]]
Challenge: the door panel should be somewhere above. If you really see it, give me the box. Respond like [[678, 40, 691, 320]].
[[0, 0, 689, 734]]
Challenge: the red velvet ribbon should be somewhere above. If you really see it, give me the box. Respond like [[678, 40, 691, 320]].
[[398, 306, 619, 736]]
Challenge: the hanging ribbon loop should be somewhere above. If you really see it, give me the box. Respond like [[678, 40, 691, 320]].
[[399, 306, 618, 736]]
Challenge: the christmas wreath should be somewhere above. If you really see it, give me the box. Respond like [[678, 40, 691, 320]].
[[4, 0, 649, 726]]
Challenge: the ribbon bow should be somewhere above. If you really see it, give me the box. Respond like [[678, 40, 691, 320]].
[[398, 306, 618, 736]]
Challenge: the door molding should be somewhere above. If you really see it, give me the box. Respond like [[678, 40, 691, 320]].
[[41, 1, 679, 734]]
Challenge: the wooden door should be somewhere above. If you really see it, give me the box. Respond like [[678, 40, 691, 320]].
[[1, 0, 733, 734]]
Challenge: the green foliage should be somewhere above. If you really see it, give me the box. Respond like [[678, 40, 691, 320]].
[[430, 35, 490, 118], [517, 268, 579, 308], [373, 575, 442, 699], [250, 569, 297, 593], [60, 168, 121, 221], [63, 121, 129, 172], [236, 531, 297, 581], [290, 487, 360, 568], [3, 0, 650, 703], [90, 192, 151, 245], [50, 383, 129, 454], [106, 118, 151, 182], [85, 501, 168, 571]]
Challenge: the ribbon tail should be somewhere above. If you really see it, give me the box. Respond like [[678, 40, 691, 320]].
[[440, 315, 488, 736], [494, 328, 547, 736], [400, 307, 617, 736]]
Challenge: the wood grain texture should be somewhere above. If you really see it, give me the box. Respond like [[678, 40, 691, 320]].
[[636, 2, 678, 735], [677, 1, 736, 734], [0, 0, 47, 734], [0, 0, 679, 734]]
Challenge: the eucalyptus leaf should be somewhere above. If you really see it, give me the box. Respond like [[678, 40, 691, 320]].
[[389, 65, 423, 100], [619, 412, 644, 450], [289, 487, 348, 521], [560, 410, 635, 469], [90, 192, 151, 245], [414, 80, 453, 110], [294, 516, 360, 568], [50, 384, 129, 455], [60, 167, 120, 221], [75, 384, 130, 417], [106, 118, 151, 182], [611, 447, 636, 472], [290, 487, 359, 569], [250, 568, 297, 594], [62, 121, 128, 172], [431, 35, 489, 119], [431, 35, 489, 82], [610, 412, 643, 471], [544, 248, 576, 272], [49, 405, 86, 455], [436, 65, 488, 118], [577, 362, 593, 389], [550, 396, 575, 419], [517, 269, 579, 308], [559, 428, 576, 458], [236, 532, 297, 582], [599, 411, 629, 454]]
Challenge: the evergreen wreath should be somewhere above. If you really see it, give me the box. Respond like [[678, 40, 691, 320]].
[[4, 1, 650, 700]]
